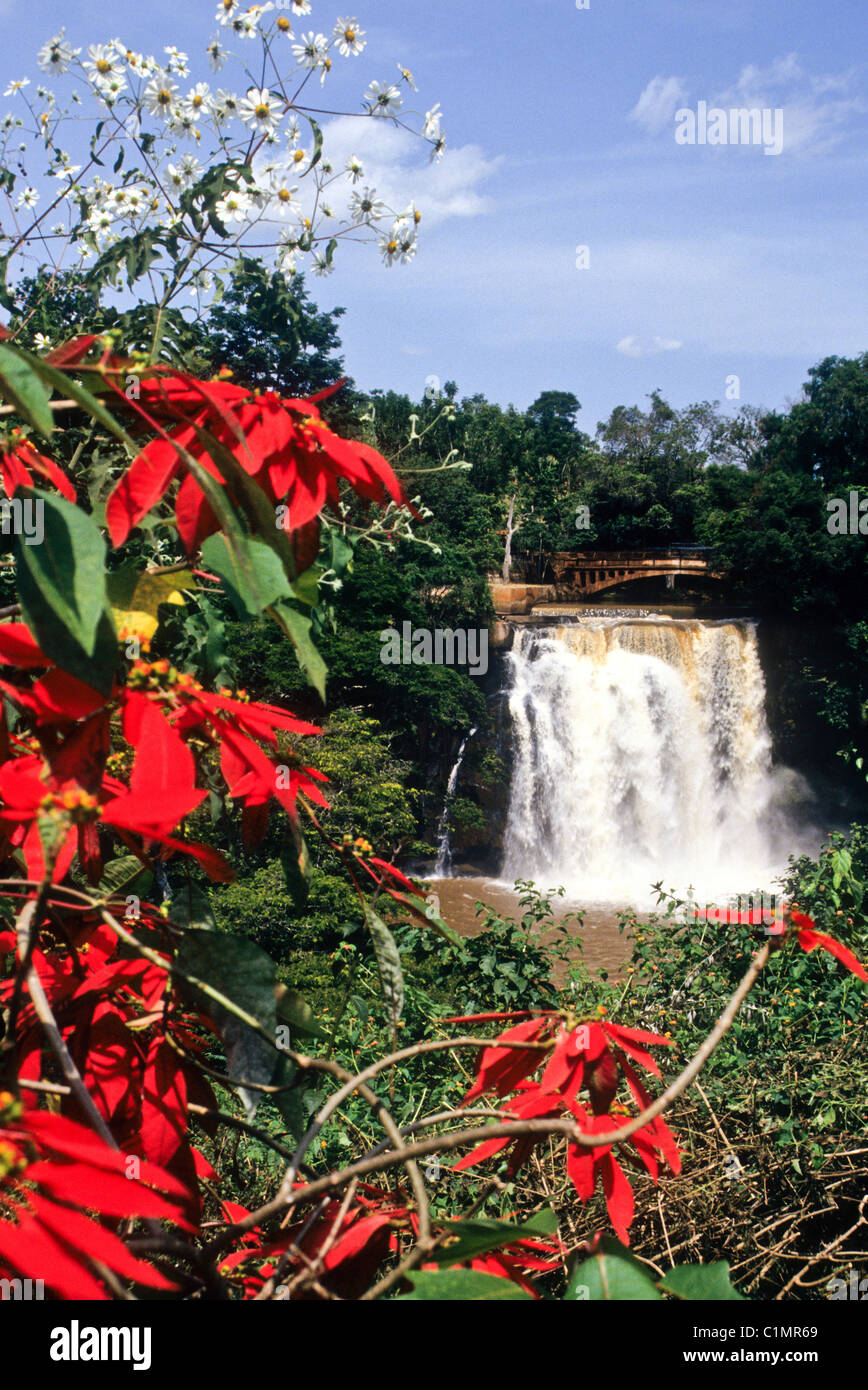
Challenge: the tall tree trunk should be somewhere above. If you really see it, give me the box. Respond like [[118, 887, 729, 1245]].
[[502, 494, 519, 583]]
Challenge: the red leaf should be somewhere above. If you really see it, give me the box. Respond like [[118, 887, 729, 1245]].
[[796, 924, 868, 981], [0, 1205, 109, 1299], [33, 1195, 177, 1289]]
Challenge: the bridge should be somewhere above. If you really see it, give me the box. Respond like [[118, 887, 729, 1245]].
[[549, 547, 718, 597], [490, 548, 721, 614]]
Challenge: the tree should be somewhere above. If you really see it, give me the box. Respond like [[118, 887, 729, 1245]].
[[193, 259, 350, 400], [759, 353, 868, 491]]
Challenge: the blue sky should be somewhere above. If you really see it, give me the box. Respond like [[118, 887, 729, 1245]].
[[2, 0, 866, 431]]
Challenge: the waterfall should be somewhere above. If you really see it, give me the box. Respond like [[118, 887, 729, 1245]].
[[434, 727, 478, 876], [502, 616, 809, 905]]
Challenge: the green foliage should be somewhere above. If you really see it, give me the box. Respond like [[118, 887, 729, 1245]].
[[567, 1238, 744, 1301]]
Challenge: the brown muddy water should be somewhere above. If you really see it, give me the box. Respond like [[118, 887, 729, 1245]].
[[421, 876, 634, 983]]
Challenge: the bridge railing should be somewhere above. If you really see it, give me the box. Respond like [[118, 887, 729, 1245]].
[[552, 548, 715, 568]]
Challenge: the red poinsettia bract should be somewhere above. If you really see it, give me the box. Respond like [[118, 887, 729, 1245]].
[[216, 1183, 561, 1300], [0, 1091, 190, 1299], [447, 1011, 681, 1245], [105, 372, 408, 551]]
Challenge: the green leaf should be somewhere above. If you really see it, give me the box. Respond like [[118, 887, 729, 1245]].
[[107, 564, 193, 646], [566, 1237, 662, 1301], [429, 1210, 557, 1267], [660, 1262, 746, 1301], [397, 1270, 533, 1301], [15, 487, 117, 695], [98, 855, 154, 902], [404, 891, 461, 946], [176, 931, 280, 1120], [0, 251, 14, 312], [271, 602, 327, 700], [278, 825, 311, 910], [0, 342, 55, 436], [290, 564, 323, 607], [276, 986, 327, 1040], [201, 532, 292, 617], [365, 905, 404, 1026], [168, 882, 218, 933], [308, 116, 324, 171]]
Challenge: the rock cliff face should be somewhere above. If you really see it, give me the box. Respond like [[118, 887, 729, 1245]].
[[421, 641, 514, 876]]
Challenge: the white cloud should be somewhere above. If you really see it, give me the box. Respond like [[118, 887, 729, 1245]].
[[629, 76, 689, 134], [308, 116, 501, 228], [715, 55, 866, 155], [616, 334, 684, 359], [628, 55, 865, 155], [717, 52, 862, 152]]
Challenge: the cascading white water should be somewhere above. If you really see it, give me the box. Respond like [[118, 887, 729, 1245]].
[[502, 616, 810, 905], [434, 726, 478, 876]]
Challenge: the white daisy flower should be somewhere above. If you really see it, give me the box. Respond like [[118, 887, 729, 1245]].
[[274, 16, 293, 38], [396, 64, 417, 90], [88, 207, 117, 240], [3, 79, 30, 96], [98, 76, 128, 105], [206, 39, 229, 71], [286, 145, 310, 174], [214, 89, 240, 122], [143, 75, 179, 118], [231, 4, 273, 39], [216, 0, 239, 25], [364, 81, 402, 118], [239, 86, 282, 135], [285, 116, 301, 145], [37, 33, 79, 75], [189, 268, 214, 295], [349, 185, 386, 222], [83, 45, 125, 88], [277, 226, 301, 256], [288, 0, 311, 14], [334, 18, 366, 57], [345, 155, 364, 182], [33, 333, 52, 351], [183, 83, 214, 119], [422, 103, 442, 139], [16, 186, 39, 209], [380, 220, 417, 266], [263, 171, 300, 213], [312, 252, 334, 276], [167, 156, 202, 191], [123, 50, 146, 74], [164, 47, 190, 76], [430, 133, 446, 162], [292, 32, 328, 69], [215, 188, 252, 223], [169, 110, 202, 141]]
